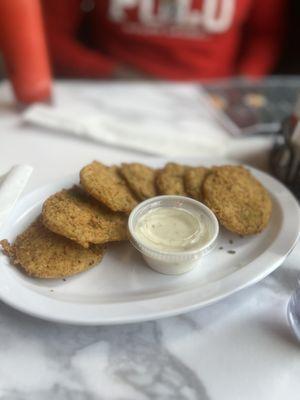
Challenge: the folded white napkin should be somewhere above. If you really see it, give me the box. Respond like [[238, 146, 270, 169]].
[[22, 83, 231, 157], [0, 165, 33, 231], [23, 105, 230, 157], [21, 82, 274, 163]]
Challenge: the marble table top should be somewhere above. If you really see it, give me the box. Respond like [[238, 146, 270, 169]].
[[0, 81, 300, 400]]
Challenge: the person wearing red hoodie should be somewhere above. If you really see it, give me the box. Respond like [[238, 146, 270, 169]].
[[41, 0, 287, 81]]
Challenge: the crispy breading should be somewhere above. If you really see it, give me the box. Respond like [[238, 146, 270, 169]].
[[0, 218, 105, 279], [119, 163, 157, 200], [156, 163, 187, 196], [80, 161, 137, 213], [203, 165, 272, 235], [184, 166, 209, 201], [42, 187, 128, 248]]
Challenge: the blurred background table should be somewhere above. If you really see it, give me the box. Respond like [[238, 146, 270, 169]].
[[1, 80, 300, 400]]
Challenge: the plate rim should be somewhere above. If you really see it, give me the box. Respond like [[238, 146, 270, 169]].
[[0, 161, 299, 325]]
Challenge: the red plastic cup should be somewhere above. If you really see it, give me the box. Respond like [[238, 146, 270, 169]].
[[0, 0, 52, 104]]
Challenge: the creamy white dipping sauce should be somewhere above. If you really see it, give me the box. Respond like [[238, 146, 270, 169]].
[[135, 207, 211, 252]]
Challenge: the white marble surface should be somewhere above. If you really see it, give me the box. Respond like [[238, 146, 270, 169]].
[[1, 81, 300, 400]]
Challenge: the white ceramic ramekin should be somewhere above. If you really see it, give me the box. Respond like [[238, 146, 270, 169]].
[[128, 195, 219, 275]]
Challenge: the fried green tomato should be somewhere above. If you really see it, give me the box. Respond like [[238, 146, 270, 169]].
[[119, 163, 157, 200], [80, 161, 137, 213], [0, 218, 105, 279], [42, 187, 128, 248], [203, 165, 272, 235], [156, 163, 187, 196]]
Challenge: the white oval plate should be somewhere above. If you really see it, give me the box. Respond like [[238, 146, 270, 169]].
[[0, 160, 299, 325]]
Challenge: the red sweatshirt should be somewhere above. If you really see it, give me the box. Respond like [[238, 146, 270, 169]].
[[42, 0, 286, 80]]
